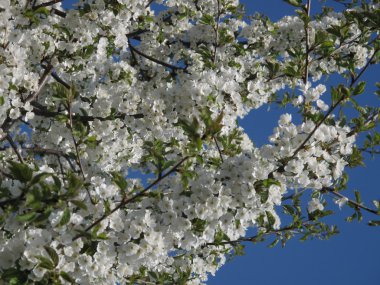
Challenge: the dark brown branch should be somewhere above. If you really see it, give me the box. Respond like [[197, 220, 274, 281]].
[[51, 71, 70, 89], [128, 40, 186, 71], [145, 0, 155, 8], [324, 187, 379, 215], [67, 101, 95, 204], [5, 134, 24, 163], [205, 225, 298, 247], [25, 65, 53, 103], [31, 102, 144, 121], [73, 156, 189, 241], [213, 136, 224, 162], [281, 188, 308, 201], [52, 8, 66, 18], [290, 48, 379, 160], [347, 111, 379, 137], [213, 0, 221, 63], [359, 148, 380, 155], [40, 64, 70, 89], [32, 0, 62, 9], [303, 0, 311, 84], [126, 29, 148, 39], [24, 146, 77, 171]]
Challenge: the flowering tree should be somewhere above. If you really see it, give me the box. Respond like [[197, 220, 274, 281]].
[[0, 0, 380, 283]]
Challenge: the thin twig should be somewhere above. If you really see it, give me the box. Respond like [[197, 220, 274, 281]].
[[145, 0, 155, 8], [205, 225, 298, 247], [290, 48, 379, 160], [5, 134, 24, 163], [347, 111, 379, 137], [52, 8, 66, 17], [23, 146, 77, 172], [303, 0, 311, 84], [324, 187, 378, 215], [25, 65, 53, 103], [213, 0, 221, 63], [73, 156, 189, 241], [31, 101, 144, 121], [213, 136, 224, 162], [128, 41, 186, 71], [32, 0, 62, 9], [359, 148, 380, 155], [126, 29, 148, 39], [67, 101, 95, 204], [281, 188, 309, 201], [51, 71, 70, 89], [41, 64, 70, 89]]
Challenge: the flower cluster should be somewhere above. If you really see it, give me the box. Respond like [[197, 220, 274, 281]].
[[0, 0, 379, 284]]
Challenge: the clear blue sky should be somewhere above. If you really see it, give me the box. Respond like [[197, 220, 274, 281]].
[[60, 1, 380, 284]]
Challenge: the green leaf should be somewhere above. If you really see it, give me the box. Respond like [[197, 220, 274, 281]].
[[96, 232, 108, 240], [353, 81, 366, 96], [36, 255, 55, 270], [0, 96, 4, 106], [60, 271, 76, 283], [58, 208, 71, 226], [70, 199, 88, 210], [8, 161, 33, 183], [67, 172, 83, 196], [111, 172, 127, 191], [268, 238, 279, 248], [52, 176, 62, 190], [284, 0, 302, 7], [354, 190, 361, 204], [200, 14, 215, 25], [34, 7, 50, 16], [266, 211, 276, 228], [283, 205, 295, 215], [44, 246, 59, 267], [30, 172, 52, 185], [82, 45, 95, 59], [16, 212, 37, 222]]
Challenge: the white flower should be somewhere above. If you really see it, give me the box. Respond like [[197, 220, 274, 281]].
[[308, 198, 324, 213], [279, 113, 292, 126], [335, 197, 348, 209], [316, 99, 329, 111]]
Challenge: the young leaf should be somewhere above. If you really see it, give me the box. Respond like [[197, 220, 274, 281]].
[[8, 161, 33, 183], [44, 246, 59, 267], [60, 271, 76, 284], [58, 208, 71, 226], [353, 81, 366, 96]]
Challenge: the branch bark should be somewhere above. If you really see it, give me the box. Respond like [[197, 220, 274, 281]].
[[72, 156, 189, 240]]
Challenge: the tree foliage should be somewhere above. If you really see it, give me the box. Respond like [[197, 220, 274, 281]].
[[0, 0, 380, 284]]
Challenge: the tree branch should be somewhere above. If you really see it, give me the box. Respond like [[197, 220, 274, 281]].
[[213, 0, 221, 63], [205, 224, 298, 247], [67, 101, 95, 204], [73, 156, 189, 240], [127, 39, 186, 71], [323, 187, 379, 215], [32, 0, 62, 9], [5, 134, 24, 163], [31, 101, 144, 121], [213, 136, 224, 162], [145, 0, 155, 8], [23, 146, 77, 172], [290, 48, 379, 160], [25, 64, 53, 103], [303, 0, 311, 84]]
